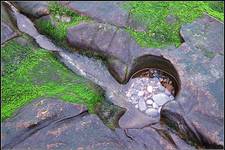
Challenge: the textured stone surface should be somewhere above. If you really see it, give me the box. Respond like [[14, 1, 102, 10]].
[[1, 3, 19, 44], [66, 14, 224, 148], [1, 22, 18, 44], [1, 98, 195, 150], [60, 1, 128, 27], [12, 1, 49, 18], [6, 4, 224, 148], [59, 1, 147, 31]]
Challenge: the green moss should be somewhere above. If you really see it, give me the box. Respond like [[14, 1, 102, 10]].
[[122, 1, 224, 48], [1, 43, 103, 121], [1, 40, 34, 75], [35, 2, 89, 47]]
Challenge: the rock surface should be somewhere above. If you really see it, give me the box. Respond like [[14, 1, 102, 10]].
[[1, 3, 19, 44], [12, 1, 49, 18], [4, 3, 224, 149], [66, 14, 224, 148], [1, 98, 195, 150]]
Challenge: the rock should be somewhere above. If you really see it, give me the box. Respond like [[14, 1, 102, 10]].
[[145, 108, 159, 117], [180, 14, 224, 54], [12, 1, 49, 18], [67, 22, 140, 83], [137, 91, 144, 96], [60, 1, 128, 27], [166, 14, 178, 24], [146, 99, 153, 105], [153, 93, 170, 106], [1, 22, 18, 44], [1, 3, 19, 44], [61, 15, 71, 23], [138, 99, 147, 111], [147, 85, 153, 93], [152, 102, 159, 109]]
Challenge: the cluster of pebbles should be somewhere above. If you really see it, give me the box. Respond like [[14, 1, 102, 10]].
[[126, 68, 175, 117]]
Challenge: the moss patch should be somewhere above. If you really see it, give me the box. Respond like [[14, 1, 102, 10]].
[[122, 1, 224, 48], [1, 42, 103, 121], [35, 2, 89, 47]]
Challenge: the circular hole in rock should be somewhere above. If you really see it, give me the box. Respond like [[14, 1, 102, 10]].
[[125, 55, 180, 118]]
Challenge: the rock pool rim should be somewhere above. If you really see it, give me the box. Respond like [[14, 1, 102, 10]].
[[128, 55, 181, 96]]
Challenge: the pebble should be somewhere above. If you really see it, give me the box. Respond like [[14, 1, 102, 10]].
[[146, 99, 153, 105], [147, 86, 153, 93], [61, 15, 71, 23], [138, 91, 144, 96], [153, 93, 170, 106], [138, 99, 147, 111], [146, 108, 159, 117], [135, 104, 138, 108], [152, 102, 159, 109]]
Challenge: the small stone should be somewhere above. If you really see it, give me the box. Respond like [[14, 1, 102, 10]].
[[152, 102, 159, 109], [138, 91, 144, 96], [55, 15, 60, 19], [135, 104, 138, 108], [153, 93, 170, 106], [138, 99, 147, 111], [146, 99, 153, 105], [61, 15, 71, 23], [147, 86, 153, 93], [145, 108, 159, 117], [169, 95, 174, 100]]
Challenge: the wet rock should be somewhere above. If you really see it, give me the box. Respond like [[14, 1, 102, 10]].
[[12, 1, 49, 18]]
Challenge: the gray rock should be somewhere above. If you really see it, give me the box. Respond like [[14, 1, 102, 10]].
[[146, 99, 153, 105], [166, 14, 178, 24], [1, 22, 18, 44], [13, 1, 49, 18]]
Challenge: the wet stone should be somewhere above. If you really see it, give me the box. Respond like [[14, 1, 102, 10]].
[[152, 93, 171, 106]]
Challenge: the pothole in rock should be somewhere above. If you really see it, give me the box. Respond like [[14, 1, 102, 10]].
[[126, 68, 178, 118]]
